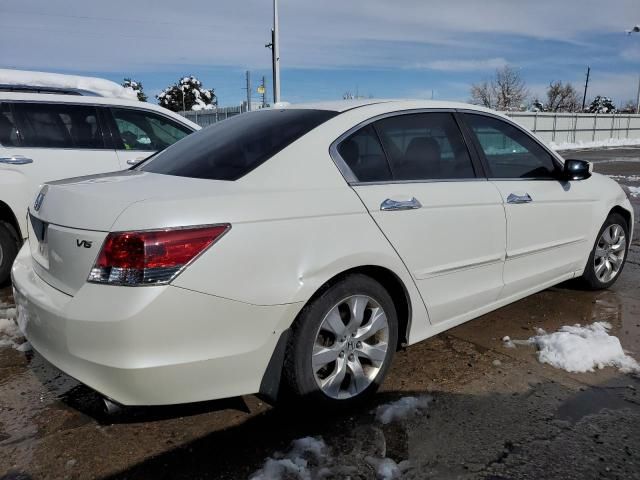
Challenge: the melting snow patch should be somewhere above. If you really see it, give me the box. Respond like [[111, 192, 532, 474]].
[[0, 306, 28, 350], [374, 395, 432, 424], [249, 436, 327, 480], [525, 322, 640, 374], [628, 186, 640, 198], [365, 456, 411, 480], [608, 174, 640, 182]]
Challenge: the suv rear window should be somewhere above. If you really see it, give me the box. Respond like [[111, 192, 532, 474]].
[[139, 109, 337, 181]]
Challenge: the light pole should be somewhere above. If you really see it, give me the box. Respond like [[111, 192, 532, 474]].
[[628, 25, 640, 114], [265, 0, 281, 104]]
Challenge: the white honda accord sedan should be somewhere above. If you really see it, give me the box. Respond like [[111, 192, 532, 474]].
[[12, 100, 634, 407]]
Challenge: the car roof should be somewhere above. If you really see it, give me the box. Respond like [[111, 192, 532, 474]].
[[0, 92, 200, 130], [282, 98, 506, 117]]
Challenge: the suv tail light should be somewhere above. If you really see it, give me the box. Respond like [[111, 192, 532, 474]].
[[88, 224, 230, 286]]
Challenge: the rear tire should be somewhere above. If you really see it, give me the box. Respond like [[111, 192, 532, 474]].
[[0, 222, 19, 287], [580, 213, 629, 290], [282, 274, 398, 407]]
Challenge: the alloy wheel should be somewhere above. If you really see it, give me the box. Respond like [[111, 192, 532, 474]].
[[312, 295, 389, 400], [594, 223, 626, 283]]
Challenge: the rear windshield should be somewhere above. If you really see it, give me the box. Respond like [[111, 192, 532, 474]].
[[139, 109, 338, 180]]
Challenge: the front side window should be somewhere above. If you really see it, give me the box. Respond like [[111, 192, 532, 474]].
[[110, 108, 191, 151], [12, 103, 104, 149], [140, 109, 338, 181], [463, 113, 559, 179], [374, 113, 476, 181]]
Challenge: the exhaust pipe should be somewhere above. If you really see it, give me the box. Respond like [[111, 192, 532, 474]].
[[102, 397, 123, 415]]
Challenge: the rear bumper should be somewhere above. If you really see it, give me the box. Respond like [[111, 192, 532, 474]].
[[11, 245, 303, 406]]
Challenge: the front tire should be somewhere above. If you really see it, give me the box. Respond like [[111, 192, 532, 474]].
[[580, 213, 629, 290], [283, 274, 398, 406], [0, 222, 19, 287]]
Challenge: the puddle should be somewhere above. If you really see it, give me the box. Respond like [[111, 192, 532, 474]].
[[555, 386, 636, 423]]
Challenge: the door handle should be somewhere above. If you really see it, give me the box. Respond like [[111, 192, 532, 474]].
[[0, 155, 33, 165], [127, 157, 145, 166], [507, 193, 532, 204], [380, 197, 422, 211]]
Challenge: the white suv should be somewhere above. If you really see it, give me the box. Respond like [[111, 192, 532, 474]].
[[0, 78, 199, 284]]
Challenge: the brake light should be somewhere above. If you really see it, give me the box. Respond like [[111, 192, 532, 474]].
[[88, 224, 230, 286]]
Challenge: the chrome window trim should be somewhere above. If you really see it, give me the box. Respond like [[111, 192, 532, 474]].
[[455, 108, 566, 180], [351, 177, 487, 187], [328, 108, 483, 186]]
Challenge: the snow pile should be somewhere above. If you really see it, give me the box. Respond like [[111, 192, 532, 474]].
[[628, 186, 640, 198], [249, 436, 327, 480], [0, 69, 138, 100], [518, 322, 640, 373], [0, 302, 29, 351], [374, 395, 432, 424], [549, 137, 640, 151]]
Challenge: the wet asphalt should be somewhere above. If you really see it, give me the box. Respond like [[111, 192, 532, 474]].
[[1, 148, 639, 480]]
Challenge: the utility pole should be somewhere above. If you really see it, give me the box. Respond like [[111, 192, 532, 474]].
[[581, 66, 590, 112], [245, 70, 252, 112], [273, 0, 281, 103], [636, 75, 640, 114], [261, 76, 267, 108]]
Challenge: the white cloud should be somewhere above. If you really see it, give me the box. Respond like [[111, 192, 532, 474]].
[[411, 57, 508, 72], [0, 0, 636, 72]]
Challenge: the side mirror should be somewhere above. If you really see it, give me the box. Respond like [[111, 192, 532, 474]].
[[561, 159, 591, 181]]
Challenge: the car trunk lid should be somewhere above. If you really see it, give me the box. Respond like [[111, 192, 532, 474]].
[[27, 170, 239, 296]]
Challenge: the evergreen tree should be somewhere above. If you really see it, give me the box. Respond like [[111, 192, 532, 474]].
[[587, 96, 616, 114], [157, 76, 217, 112], [122, 78, 147, 102]]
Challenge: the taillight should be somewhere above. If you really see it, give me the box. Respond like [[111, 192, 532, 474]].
[[88, 224, 230, 286]]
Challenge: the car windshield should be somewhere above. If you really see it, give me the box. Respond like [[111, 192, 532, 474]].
[[139, 108, 338, 181]]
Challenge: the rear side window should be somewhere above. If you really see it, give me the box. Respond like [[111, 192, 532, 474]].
[[140, 109, 338, 181], [374, 113, 475, 181], [12, 103, 105, 149], [110, 108, 191, 151], [338, 125, 392, 182], [0, 103, 19, 147]]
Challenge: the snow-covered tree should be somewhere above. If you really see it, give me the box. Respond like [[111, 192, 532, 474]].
[[470, 66, 528, 111], [157, 76, 217, 112], [587, 96, 616, 114], [122, 78, 147, 102], [530, 98, 546, 112]]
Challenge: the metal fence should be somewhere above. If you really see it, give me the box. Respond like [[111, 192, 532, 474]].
[[179, 105, 246, 127], [506, 112, 640, 144], [179, 107, 640, 145]]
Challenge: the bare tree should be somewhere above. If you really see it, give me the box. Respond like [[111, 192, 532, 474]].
[[619, 99, 638, 113], [470, 80, 494, 108], [470, 66, 528, 111], [545, 81, 580, 112]]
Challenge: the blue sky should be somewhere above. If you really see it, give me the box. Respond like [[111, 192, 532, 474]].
[[1, 0, 639, 107]]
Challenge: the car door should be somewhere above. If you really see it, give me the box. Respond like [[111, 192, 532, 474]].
[[461, 112, 597, 299], [105, 107, 193, 168], [337, 111, 506, 325], [1, 101, 121, 235]]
